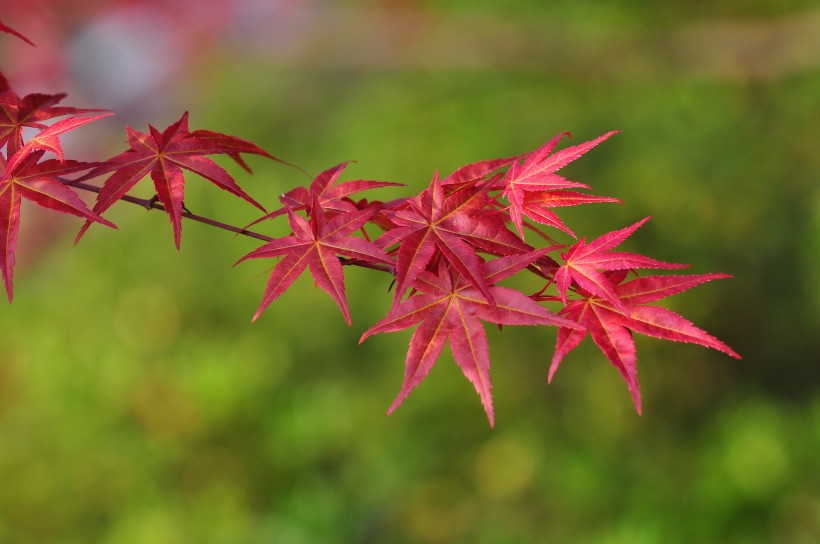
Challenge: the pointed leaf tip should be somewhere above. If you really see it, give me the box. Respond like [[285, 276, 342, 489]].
[[0, 21, 35, 46]]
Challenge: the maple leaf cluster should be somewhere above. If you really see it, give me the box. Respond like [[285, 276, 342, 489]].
[[236, 135, 740, 425], [1, 21, 739, 426]]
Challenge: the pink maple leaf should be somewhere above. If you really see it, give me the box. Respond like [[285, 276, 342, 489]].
[[549, 272, 741, 413], [236, 201, 393, 325], [502, 131, 619, 238]]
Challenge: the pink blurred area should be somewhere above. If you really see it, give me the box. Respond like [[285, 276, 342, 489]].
[[0, 0, 315, 113]]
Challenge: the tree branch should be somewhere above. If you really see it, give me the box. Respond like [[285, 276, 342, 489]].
[[61, 178, 396, 274]]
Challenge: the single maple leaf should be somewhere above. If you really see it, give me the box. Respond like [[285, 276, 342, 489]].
[[76, 111, 279, 248], [549, 272, 741, 413], [379, 173, 530, 307], [236, 200, 393, 324], [361, 250, 582, 426], [247, 161, 402, 227], [1, 149, 116, 302], [0, 20, 34, 46], [502, 131, 619, 238], [553, 217, 687, 311]]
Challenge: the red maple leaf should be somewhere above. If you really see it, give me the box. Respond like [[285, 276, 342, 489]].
[[378, 173, 530, 307], [361, 250, 582, 426], [1, 82, 101, 155], [247, 161, 402, 227], [553, 217, 687, 310], [548, 272, 741, 413], [1, 148, 116, 301], [501, 131, 619, 238], [76, 111, 280, 248], [236, 200, 393, 325]]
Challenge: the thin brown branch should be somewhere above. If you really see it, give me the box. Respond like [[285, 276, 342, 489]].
[[61, 177, 396, 274], [63, 178, 276, 242]]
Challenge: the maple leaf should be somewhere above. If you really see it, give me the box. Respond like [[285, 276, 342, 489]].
[[361, 250, 582, 426], [549, 272, 741, 413], [236, 201, 393, 325], [379, 173, 530, 307], [76, 111, 279, 248], [502, 131, 619, 238], [1, 149, 116, 302], [553, 217, 687, 311], [247, 161, 402, 227]]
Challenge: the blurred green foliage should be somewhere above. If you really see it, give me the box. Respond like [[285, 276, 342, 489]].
[[1, 2, 819, 543]]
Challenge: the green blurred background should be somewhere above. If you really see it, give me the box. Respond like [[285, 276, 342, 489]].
[[1, 1, 819, 542]]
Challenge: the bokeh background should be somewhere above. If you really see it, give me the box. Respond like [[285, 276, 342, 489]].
[[1, 1, 819, 543]]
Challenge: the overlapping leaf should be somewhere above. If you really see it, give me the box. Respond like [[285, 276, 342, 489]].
[[379, 173, 530, 307], [237, 201, 393, 324], [1, 147, 116, 301], [361, 250, 581, 426], [76, 111, 279, 248], [0, 72, 115, 302], [553, 217, 687, 310]]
